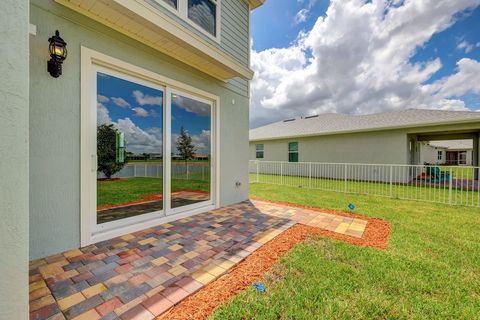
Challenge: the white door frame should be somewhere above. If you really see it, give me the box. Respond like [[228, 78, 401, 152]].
[[80, 47, 220, 246]]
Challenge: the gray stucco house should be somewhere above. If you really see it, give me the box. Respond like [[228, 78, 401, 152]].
[[1, 0, 263, 316], [250, 109, 480, 166]]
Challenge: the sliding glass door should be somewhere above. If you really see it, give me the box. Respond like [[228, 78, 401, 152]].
[[92, 66, 215, 233], [170, 91, 213, 211], [96, 71, 164, 225]]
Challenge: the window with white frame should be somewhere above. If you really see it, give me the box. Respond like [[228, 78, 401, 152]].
[[153, 0, 219, 39], [288, 142, 299, 162], [459, 151, 467, 165], [160, 0, 178, 9], [255, 144, 264, 159], [437, 151, 442, 160]]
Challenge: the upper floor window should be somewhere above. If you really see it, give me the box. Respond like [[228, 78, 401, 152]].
[[188, 0, 217, 37], [437, 151, 442, 160], [256, 144, 264, 159], [161, 0, 178, 9], [288, 142, 298, 162], [153, 0, 219, 39]]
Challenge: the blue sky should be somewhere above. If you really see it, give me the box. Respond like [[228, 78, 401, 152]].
[[97, 73, 211, 155], [97, 73, 163, 131], [409, 6, 480, 85], [250, 0, 480, 128], [252, 0, 330, 51]]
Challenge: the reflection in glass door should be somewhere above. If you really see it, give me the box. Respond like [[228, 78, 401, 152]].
[[170, 92, 212, 210], [96, 72, 164, 224]]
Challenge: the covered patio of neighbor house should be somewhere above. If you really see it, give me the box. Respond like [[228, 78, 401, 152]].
[[410, 133, 479, 167], [29, 200, 367, 320], [408, 124, 480, 183]]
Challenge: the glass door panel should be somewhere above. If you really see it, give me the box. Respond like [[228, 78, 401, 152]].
[[170, 92, 212, 209], [96, 72, 164, 224]]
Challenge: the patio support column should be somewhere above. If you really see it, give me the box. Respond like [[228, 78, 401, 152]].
[[0, 0, 29, 318], [474, 134, 479, 180]]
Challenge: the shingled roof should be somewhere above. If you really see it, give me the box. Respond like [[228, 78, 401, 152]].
[[428, 140, 473, 150], [250, 109, 480, 141]]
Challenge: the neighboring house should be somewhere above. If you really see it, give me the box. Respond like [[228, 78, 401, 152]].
[[1, 0, 263, 314], [194, 153, 210, 160], [127, 153, 163, 161], [420, 140, 473, 165], [250, 109, 480, 166]]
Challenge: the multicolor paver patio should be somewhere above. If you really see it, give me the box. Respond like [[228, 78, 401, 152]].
[[29, 200, 367, 320], [252, 200, 367, 238]]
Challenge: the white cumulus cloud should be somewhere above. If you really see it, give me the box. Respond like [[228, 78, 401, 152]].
[[295, 9, 310, 24], [171, 129, 211, 155], [97, 103, 111, 125], [133, 90, 163, 106], [295, 0, 318, 24], [115, 118, 163, 154], [250, 0, 480, 128], [132, 107, 150, 117], [97, 95, 110, 103], [172, 94, 211, 116], [425, 58, 480, 98], [457, 39, 474, 53], [111, 97, 131, 108], [191, 130, 211, 152]]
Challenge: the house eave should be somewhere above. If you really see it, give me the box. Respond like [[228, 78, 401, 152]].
[[247, 0, 265, 10], [55, 0, 254, 81], [250, 118, 480, 142], [444, 148, 473, 151]]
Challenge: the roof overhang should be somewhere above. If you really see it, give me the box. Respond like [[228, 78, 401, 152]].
[[55, 0, 254, 81], [250, 118, 480, 142], [248, 0, 266, 9]]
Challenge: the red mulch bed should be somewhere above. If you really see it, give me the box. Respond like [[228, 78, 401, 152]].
[[250, 197, 391, 250], [158, 199, 391, 320], [97, 194, 163, 211], [176, 190, 210, 194], [97, 190, 210, 211]]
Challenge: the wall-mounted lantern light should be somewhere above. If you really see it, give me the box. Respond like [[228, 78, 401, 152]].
[[47, 30, 67, 78]]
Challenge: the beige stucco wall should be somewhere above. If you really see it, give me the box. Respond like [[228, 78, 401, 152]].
[[0, 0, 29, 317], [250, 129, 409, 164], [30, 1, 250, 259]]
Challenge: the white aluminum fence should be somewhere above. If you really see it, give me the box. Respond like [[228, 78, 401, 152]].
[[249, 160, 480, 207], [98, 162, 210, 181]]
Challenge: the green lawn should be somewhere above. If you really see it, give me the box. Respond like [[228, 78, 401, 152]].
[[440, 166, 475, 180], [250, 173, 479, 207], [127, 160, 210, 163], [97, 177, 209, 206], [211, 184, 480, 319]]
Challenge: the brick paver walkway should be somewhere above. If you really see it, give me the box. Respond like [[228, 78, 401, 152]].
[[252, 200, 367, 238], [29, 200, 367, 320]]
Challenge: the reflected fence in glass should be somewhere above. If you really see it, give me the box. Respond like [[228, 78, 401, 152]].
[[99, 162, 211, 182]]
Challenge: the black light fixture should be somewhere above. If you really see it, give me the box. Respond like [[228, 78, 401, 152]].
[[47, 30, 67, 78]]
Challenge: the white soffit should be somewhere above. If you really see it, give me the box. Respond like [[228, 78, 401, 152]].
[[55, 0, 254, 81]]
